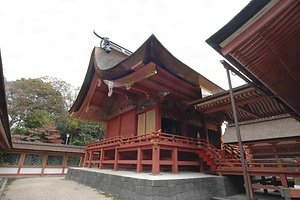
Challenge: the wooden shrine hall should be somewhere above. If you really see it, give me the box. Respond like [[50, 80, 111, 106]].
[[69, 34, 226, 174], [69, 0, 300, 198]]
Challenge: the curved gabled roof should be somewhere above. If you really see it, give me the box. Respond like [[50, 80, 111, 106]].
[[69, 35, 224, 121], [94, 34, 223, 90]]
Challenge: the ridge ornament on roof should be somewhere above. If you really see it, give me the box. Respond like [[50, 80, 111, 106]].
[[93, 30, 133, 56]]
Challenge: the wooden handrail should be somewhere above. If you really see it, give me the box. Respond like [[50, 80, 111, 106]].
[[86, 132, 200, 149], [198, 139, 222, 162], [217, 158, 300, 173], [223, 144, 241, 159]]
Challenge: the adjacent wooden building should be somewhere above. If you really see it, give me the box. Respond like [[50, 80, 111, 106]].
[[205, 0, 300, 198], [0, 51, 12, 150]]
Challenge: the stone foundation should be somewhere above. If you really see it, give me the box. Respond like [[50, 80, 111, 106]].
[[66, 168, 240, 200]]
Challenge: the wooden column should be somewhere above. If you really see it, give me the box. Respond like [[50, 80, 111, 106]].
[[83, 151, 88, 167], [118, 115, 122, 136], [41, 154, 48, 176], [62, 154, 68, 175], [17, 153, 26, 175], [280, 174, 288, 187], [137, 147, 143, 172], [152, 145, 160, 174], [99, 148, 104, 169], [155, 106, 161, 131], [247, 173, 254, 200], [280, 174, 291, 200], [271, 142, 282, 167], [217, 124, 222, 149], [172, 147, 178, 173], [88, 150, 93, 168], [114, 147, 119, 171], [204, 120, 209, 143]]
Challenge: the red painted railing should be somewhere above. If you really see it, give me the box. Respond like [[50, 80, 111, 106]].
[[198, 139, 221, 162], [87, 132, 200, 149]]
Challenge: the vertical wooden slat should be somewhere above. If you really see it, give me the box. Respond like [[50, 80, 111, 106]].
[[137, 113, 146, 135], [146, 109, 156, 133]]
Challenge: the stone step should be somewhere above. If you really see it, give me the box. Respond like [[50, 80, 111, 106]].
[[0, 178, 8, 198]]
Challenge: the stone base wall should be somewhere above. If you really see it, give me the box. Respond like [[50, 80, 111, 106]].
[[66, 168, 240, 200]]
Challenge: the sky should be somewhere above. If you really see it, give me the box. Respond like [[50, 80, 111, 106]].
[[0, 0, 250, 90]]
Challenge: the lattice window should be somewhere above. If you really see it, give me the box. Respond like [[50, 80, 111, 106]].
[[24, 154, 44, 166], [0, 152, 21, 165], [67, 156, 82, 166], [46, 155, 63, 166]]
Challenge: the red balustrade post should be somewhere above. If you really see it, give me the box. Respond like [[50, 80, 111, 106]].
[[137, 146, 143, 172], [99, 148, 104, 169], [114, 147, 119, 171], [172, 147, 178, 173], [83, 151, 88, 167], [88, 150, 93, 168], [152, 145, 160, 174]]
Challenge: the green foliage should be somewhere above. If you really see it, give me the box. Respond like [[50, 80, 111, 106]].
[[6, 77, 105, 146], [24, 110, 50, 129], [11, 126, 29, 135], [65, 119, 105, 146], [6, 78, 65, 127]]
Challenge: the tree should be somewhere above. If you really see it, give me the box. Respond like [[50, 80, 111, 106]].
[[41, 76, 78, 110], [64, 118, 105, 146], [6, 77, 106, 145], [24, 110, 51, 129], [6, 78, 65, 127]]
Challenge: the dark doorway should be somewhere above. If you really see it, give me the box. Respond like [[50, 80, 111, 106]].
[[161, 117, 181, 135], [208, 129, 221, 149], [186, 124, 204, 139]]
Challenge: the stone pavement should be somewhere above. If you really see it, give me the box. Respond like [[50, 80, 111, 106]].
[[1, 177, 114, 200]]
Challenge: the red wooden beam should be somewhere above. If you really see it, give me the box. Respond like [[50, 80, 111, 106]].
[[202, 95, 268, 114]]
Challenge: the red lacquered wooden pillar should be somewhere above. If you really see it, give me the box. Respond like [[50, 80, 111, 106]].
[[152, 145, 160, 174]]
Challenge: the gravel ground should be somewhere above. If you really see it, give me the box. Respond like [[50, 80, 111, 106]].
[[1, 177, 116, 200]]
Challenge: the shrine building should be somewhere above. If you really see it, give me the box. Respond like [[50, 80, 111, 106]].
[[69, 35, 225, 174]]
